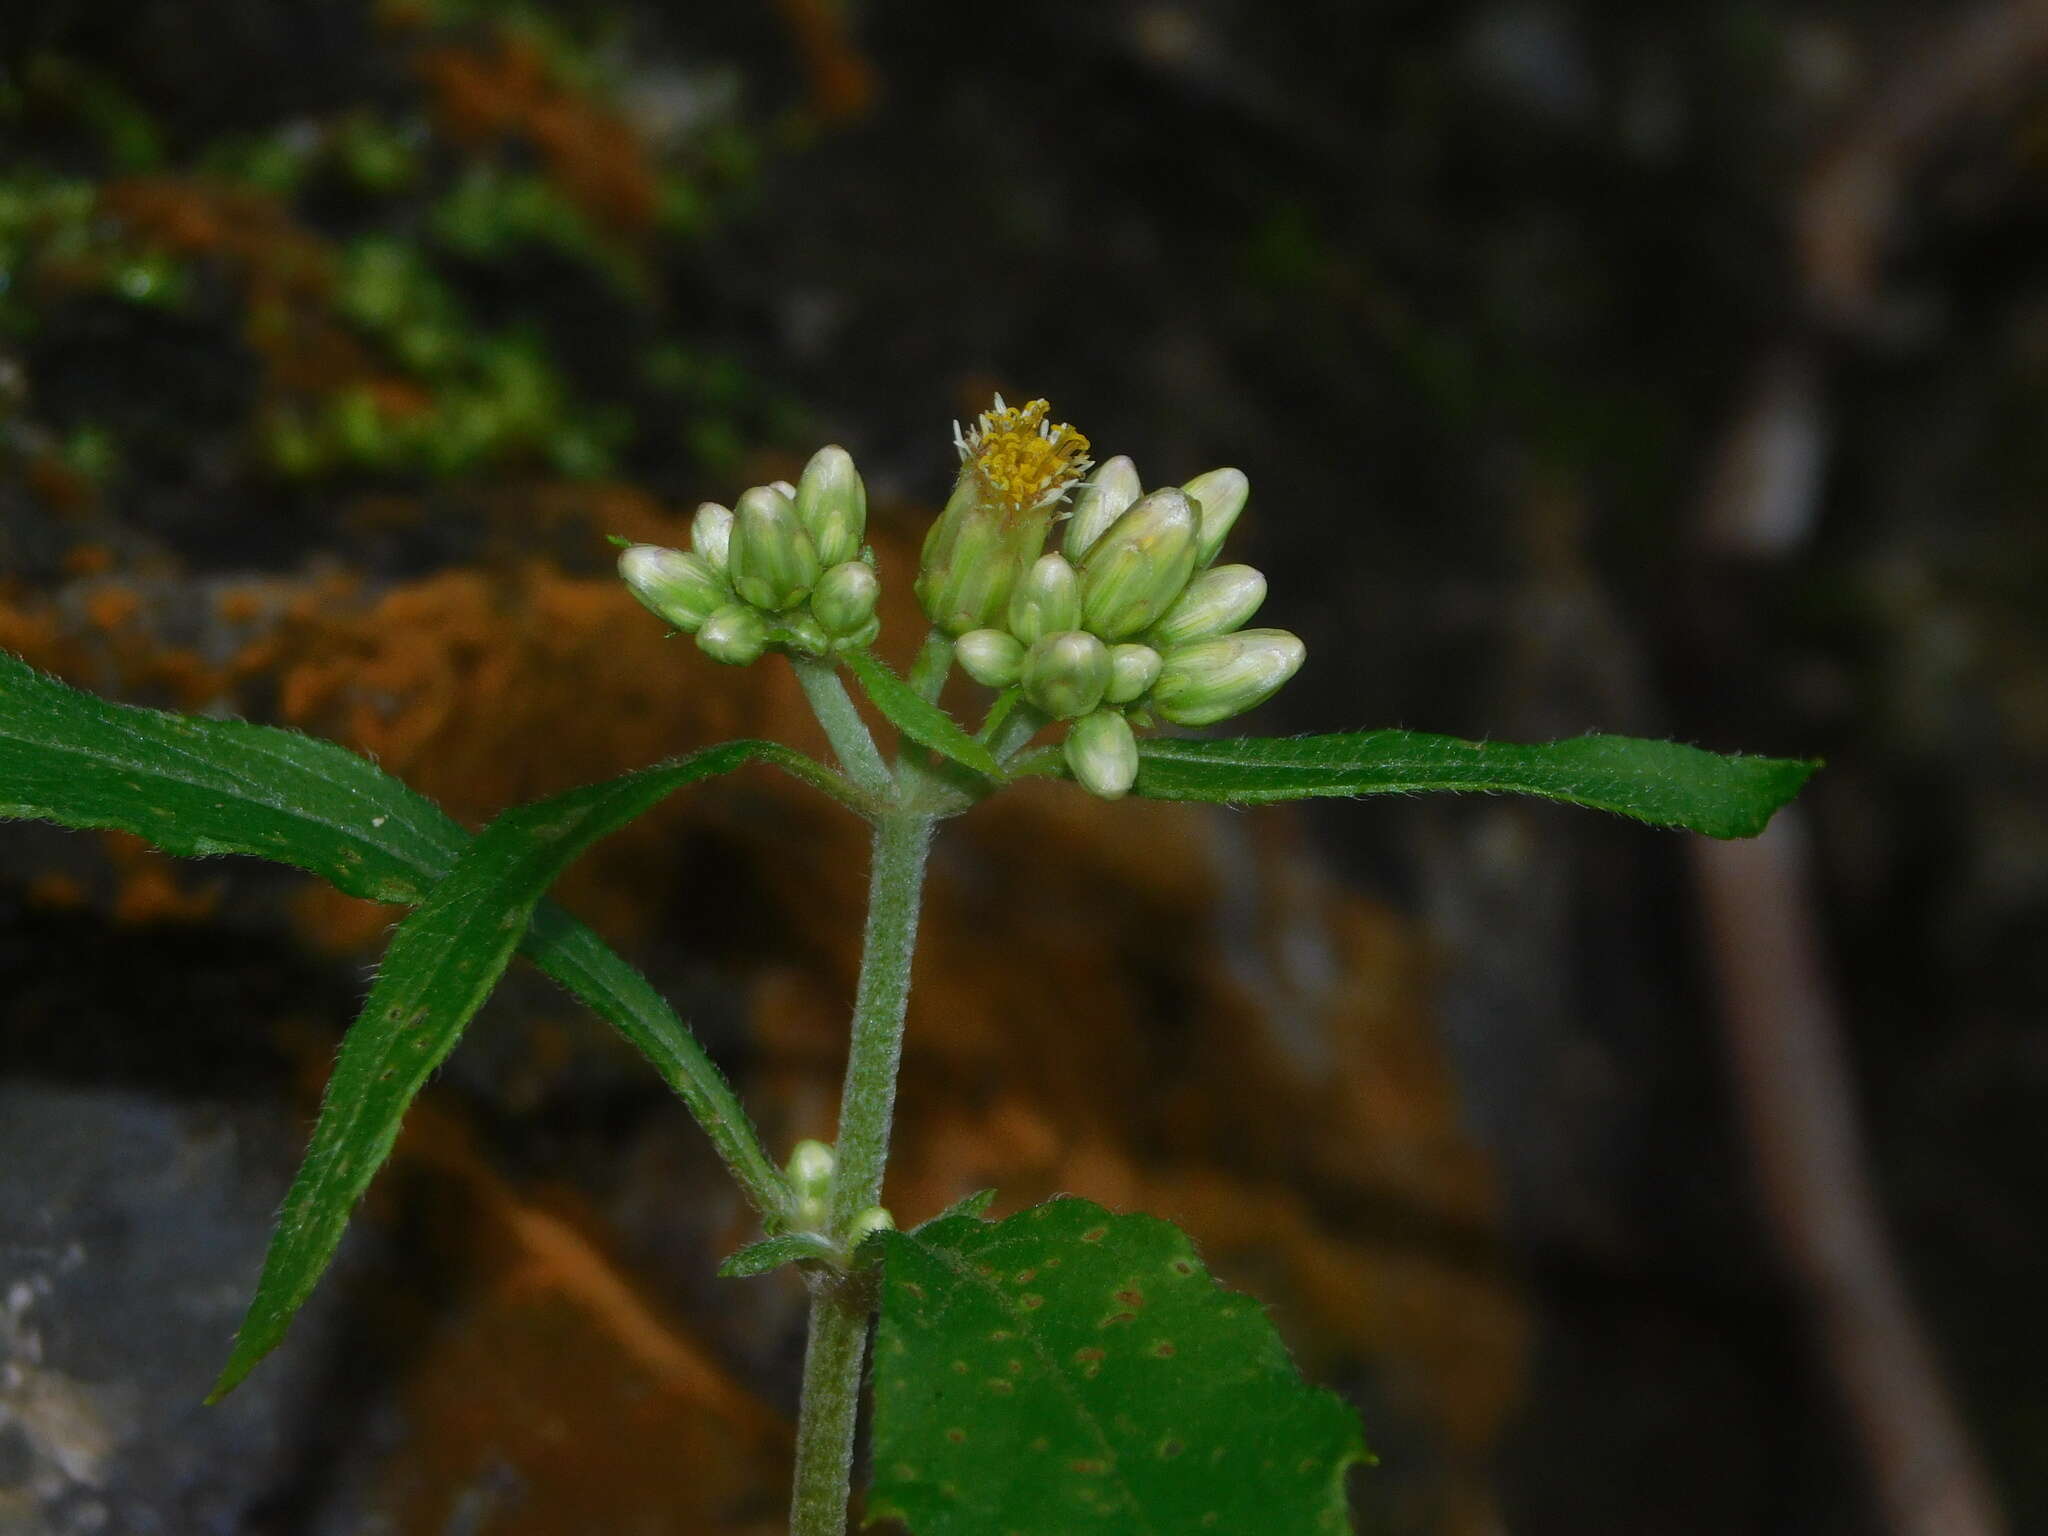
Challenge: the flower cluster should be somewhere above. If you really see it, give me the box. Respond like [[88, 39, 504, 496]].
[[616, 397, 1305, 802], [618, 445, 880, 665], [923, 403, 1304, 800]]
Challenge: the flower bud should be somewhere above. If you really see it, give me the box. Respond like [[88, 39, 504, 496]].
[[1077, 488, 1199, 641], [691, 501, 734, 571], [787, 1138, 835, 1228], [787, 1139, 836, 1202], [769, 479, 798, 500], [1105, 642, 1162, 704], [1182, 467, 1249, 568], [956, 627, 1025, 688], [916, 474, 1037, 635], [727, 485, 821, 611], [811, 559, 880, 637], [1065, 708, 1139, 800], [1022, 630, 1111, 720], [795, 444, 867, 568], [1063, 454, 1142, 563], [1006, 553, 1082, 646], [696, 603, 769, 666], [1149, 563, 1266, 649], [1151, 628, 1305, 726], [847, 1206, 895, 1240], [619, 544, 727, 633]]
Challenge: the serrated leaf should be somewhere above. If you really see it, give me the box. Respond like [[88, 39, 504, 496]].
[[1134, 730, 1817, 839], [208, 744, 795, 1398], [719, 1233, 837, 1278], [0, 651, 790, 1291], [844, 648, 1001, 779], [870, 1197, 1367, 1536]]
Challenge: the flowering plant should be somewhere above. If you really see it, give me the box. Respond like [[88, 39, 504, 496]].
[[0, 397, 1814, 1535]]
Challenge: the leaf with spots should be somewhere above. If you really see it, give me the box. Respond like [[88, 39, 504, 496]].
[[207, 745, 792, 1400], [1132, 731, 1818, 839], [870, 1196, 1368, 1535]]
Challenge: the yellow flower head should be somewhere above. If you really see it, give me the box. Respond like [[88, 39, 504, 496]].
[[954, 395, 1092, 523]]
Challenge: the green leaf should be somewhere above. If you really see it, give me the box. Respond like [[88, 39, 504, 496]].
[[870, 1196, 1367, 1536], [718, 1233, 837, 1278], [0, 651, 793, 1300], [207, 744, 798, 1399], [1133, 730, 1818, 839], [844, 648, 1001, 779], [0, 649, 461, 904]]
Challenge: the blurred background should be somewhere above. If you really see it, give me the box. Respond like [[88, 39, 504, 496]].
[[2, 1, 2045, 1532]]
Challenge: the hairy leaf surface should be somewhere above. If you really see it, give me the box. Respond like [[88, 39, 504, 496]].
[[1134, 730, 1816, 838], [871, 1197, 1367, 1536]]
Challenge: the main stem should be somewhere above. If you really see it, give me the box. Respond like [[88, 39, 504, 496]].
[[789, 808, 936, 1536]]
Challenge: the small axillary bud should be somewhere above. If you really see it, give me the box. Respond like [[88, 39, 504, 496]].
[[728, 485, 821, 611], [786, 1139, 836, 1229], [1077, 487, 1200, 640], [795, 444, 867, 569], [1065, 708, 1139, 800], [1006, 553, 1082, 646], [1022, 630, 1112, 720], [1151, 628, 1306, 726], [1149, 563, 1267, 649], [811, 559, 880, 637], [956, 628, 1026, 688], [1182, 467, 1249, 568], [619, 544, 728, 633], [846, 1206, 895, 1241]]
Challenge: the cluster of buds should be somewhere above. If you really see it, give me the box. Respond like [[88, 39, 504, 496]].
[[619, 445, 880, 665], [923, 400, 1305, 800]]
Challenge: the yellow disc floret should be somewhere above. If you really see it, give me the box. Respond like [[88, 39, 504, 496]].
[[955, 395, 1092, 522]]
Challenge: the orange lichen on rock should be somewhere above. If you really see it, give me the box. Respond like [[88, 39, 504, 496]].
[[417, 33, 658, 236]]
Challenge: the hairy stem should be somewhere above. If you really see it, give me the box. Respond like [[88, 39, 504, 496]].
[[789, 656, 893, 801], [787, 809, 935, 1536], [790, 1274, 876, 1536]]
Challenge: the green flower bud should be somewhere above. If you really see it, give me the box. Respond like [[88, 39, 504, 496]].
[[1151, 628, 1305, 726], [833, 615, 883, 652], [917, 397, 1091, 635], [1063, 454, 1142, 563], [1022, 630, 1111, 720], [691, 501, 734, 571], [1006, 553, 1082, 645], [728, 485, 821, 611], [619, 544, 727, 633], [1182, 467, 1249, 568], [769, 479, 798, 500], [696, 603, 770, 666], [1077, 488, 1200, 641], [1105, 642, 1162, 704], [956, 627, 1026, 688], [1148, 563, 1266, 649], [847, 1206, 895, 1240], [811, 559, 880, 637], [795, 444, 868, 568], [1064, 708, 1139, 800], [787, 1138, 835, 1229], [787, 1139, 836, 1201]]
